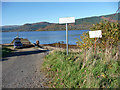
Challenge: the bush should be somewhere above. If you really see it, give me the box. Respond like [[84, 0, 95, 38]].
[[76, 20, 120, 49]]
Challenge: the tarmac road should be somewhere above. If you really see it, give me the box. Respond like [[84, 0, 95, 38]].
[[2, 47, 49, 88]]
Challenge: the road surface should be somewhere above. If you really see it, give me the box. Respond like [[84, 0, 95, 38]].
[[2, 47, 49, 88]]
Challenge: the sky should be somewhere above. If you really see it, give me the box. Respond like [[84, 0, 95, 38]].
[[2, 2, 118, 26]]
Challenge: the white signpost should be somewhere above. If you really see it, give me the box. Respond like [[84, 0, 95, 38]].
[[59, 17, 75, 55], [89, 30, 102, 38], [89, 30, 102, 54]]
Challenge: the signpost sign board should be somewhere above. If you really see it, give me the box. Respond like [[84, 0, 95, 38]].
[[89, 30, 102, 38], [59, 17, 75, 24], [89, 30, 102, 55], [59, 17, 75, 55]]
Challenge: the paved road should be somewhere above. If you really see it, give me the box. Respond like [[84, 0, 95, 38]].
[[2, 47, 49, 88]]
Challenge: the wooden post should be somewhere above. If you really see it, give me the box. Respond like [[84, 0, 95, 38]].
[[94, 38, 96, 55]]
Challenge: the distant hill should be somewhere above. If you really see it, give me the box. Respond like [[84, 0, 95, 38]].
[[75, 13, 118, 25], [1, 25, 20, 32], [2, 13, 118, 32], [37, 13, 118, 31], [37, 23, 92, 31], [2, 22, 54, 32]]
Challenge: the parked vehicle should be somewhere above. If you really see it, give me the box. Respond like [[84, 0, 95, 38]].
[[14, 37, 23, 49]]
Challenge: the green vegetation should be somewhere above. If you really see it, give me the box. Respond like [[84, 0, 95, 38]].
[[76, 20, 119, 50], [0, 47, 12, 57], [42, 47, 119, 88], [42, 19, 120, 88]]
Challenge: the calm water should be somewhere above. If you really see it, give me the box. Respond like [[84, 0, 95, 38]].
[[2, 30, 89, 45]]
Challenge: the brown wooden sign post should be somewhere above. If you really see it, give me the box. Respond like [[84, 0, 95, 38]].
[[89, 30, 102, 55], [94, 38, 96, 55]]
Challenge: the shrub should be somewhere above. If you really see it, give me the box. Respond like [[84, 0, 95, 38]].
[[76, 20, 120, 49]]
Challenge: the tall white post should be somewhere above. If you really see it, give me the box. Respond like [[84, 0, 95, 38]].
[[66, 23, 68, 55], [59, 17, 75, 55]]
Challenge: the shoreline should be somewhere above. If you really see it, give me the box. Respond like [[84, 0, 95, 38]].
[[1, 43, 80, 53], [1, 29, 89, 32], [1, 43, 79, 49]]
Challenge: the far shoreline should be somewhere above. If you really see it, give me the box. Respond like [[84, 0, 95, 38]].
[[1, 29, 89, 33]]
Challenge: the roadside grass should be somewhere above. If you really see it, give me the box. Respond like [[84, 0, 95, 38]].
[[42, 47, 120, 88], [0, 46, 12, 58]]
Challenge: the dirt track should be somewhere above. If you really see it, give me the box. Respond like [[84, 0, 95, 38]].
[[2, 47, 49, 88]]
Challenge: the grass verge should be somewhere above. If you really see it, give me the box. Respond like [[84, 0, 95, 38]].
[[0, 46, 12, 58], [42, 47, 120, 88]]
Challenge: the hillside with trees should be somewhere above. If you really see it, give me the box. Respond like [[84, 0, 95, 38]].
[[2, 13, 119, 32]]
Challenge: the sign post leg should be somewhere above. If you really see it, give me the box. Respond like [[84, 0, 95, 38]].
[[94, 38, 96, 55], [66, 23, 68, 55], [59, 17, 75, 56]]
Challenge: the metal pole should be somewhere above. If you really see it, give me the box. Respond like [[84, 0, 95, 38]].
[[66, 23, 68, 55]]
